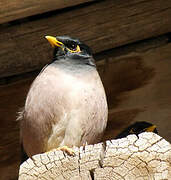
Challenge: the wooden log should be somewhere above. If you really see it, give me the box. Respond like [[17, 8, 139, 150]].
[[19, 132, 171, 179], [0, 0, 171, 78], [0, 0, 94, 24]]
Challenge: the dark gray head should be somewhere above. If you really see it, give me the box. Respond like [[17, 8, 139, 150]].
[[45, 35, 95, 66], [115, 121, 158, 139]]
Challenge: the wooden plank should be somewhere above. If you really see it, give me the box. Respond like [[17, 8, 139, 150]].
[[0, 0, 94, 24], [0, 0, 171, 78], [0, 78, 32, 180], [100, 43, 171, 143]]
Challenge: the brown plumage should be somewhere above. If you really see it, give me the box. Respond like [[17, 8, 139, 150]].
[[19, 36, 108, 161]]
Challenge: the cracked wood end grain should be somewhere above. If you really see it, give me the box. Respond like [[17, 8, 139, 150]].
[[19, 132, 171, 179]]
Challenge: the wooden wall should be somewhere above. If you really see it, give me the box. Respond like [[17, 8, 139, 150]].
[[0, 0, 171, 179]]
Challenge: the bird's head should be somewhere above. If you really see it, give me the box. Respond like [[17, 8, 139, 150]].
[[128, 121, 158, 135], [115, 121, 158, 139], [45, 35, 95, 66]]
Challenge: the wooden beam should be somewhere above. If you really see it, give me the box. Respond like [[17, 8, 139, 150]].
[[0, 0, 94, 24], [0, 0, 171, 78]]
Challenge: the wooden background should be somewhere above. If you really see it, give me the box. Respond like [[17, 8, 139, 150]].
[[0, 0, 171, 179]]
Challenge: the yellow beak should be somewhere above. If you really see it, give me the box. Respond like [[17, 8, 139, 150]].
[[146, 125, 156, 132], [45, 36, 64, 48]]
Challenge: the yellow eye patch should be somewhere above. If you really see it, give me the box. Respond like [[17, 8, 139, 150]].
[[67, 45, 81, 53]]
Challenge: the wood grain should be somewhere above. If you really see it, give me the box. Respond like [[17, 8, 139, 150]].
[[0, 0, 94, 24], [100, 43, 171, 143], [19, 133, 171, 179], [0, 0, 171, 78]]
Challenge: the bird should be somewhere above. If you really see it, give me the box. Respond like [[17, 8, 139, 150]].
[[19, 35, 108, 163], [115, 121, 158, 139]]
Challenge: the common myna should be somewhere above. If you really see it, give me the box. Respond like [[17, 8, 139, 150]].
[[19, 35, 108, 163], [115, 121, 158, 139]]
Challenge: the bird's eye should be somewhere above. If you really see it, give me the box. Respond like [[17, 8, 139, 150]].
[[67, 44, 81, 53], [70, 44, 77, 50]]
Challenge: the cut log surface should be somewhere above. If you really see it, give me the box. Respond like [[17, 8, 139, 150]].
[[19, 132, 171, 179], [0, 0, 94, 24], [0, 0, 171, 78]]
